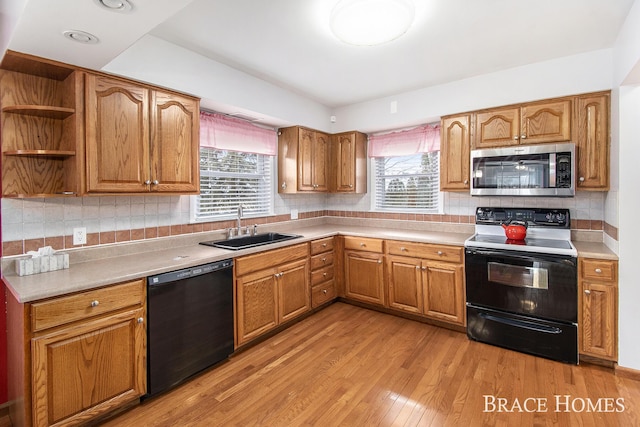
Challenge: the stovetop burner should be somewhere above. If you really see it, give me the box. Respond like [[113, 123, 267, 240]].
[[465, 207, 577, 256]]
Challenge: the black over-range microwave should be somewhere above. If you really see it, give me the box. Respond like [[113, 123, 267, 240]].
[[470, 142, 575, 197]]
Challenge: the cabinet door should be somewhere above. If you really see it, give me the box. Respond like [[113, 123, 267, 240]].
[[387, 256, 422, 314], [422, 262, 465, 325], [521, 100, 571, 144], [31, 308, 146, 426], [236, 270, 278, 346], [580, 281, 617, 360], [278, 258, 310, 323], [344, 250, 385, 306], [334, 132, 356, 192], [297, 128, 316, 191], [474, 107, 520, 148], [150, 91, 200, 193], [313, 131, 330, 191], [576, 93, 609, 190], [440, 115, 471, 191], [86, 74, 150, 193]]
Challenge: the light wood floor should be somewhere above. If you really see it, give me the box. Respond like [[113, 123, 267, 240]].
[[101, 302, 640, 427]]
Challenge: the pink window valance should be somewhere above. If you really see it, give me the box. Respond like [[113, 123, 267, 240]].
[[368, 124, 440, 157], [199, 111, 277, 156]]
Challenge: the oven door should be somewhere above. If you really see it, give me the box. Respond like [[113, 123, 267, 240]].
[[465, 247, 577, 323]]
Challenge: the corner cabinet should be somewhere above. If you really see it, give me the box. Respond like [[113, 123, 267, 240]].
[[0, 51, 83, 197], [331, 131, 367, 193], [440, 114, 471, 191], [7, 279, 146, 427], [234, 243, 310, 347], [85, 73, 199, 194], [278, 126, 329, 193], [575, 92, 610, 190], [579, 258, 618, 361]]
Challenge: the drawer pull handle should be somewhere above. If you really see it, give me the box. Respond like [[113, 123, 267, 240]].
[[595, 268, 602, 274], [584, 289, 591, 295], [437, 251, 444, 256], [323, 289, 327, 295], [323, 272, 328, 277], [360, 243, 366, 247], [400, 247, 407, 251], [421, 266, 427, 271], [322, 243, 327, 247], [378, 259, 382, 264], [274, 272, 283, 278], [137, 317, 144, 324], [322, 258, 327, 262], [91, 300, 99, 307], [415, 266, 420, 270]]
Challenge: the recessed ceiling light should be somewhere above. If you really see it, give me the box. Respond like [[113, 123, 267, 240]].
[[62, 30, 99, 44], [94, 0, 134, 13], [330, 0, 415, 46]]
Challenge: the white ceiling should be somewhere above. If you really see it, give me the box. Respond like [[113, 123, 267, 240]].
[[2, 0, 636, 108]]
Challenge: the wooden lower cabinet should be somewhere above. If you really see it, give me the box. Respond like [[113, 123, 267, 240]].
[[310, 237, 337, 308], [387, 255, 465, 325], [579, 258, 618, 361], [235, 243, 310, 347], [7, 279, 146, 427], [343, 237, 385, 306]]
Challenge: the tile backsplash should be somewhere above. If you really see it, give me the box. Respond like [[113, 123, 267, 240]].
[[1, 191, 611, 257]]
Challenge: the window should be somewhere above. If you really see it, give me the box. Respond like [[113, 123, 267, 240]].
[[192, 147, 273, 222], [372, 151, 440, 212]]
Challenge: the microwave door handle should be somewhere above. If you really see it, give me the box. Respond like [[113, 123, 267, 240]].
[[549, 153, 556, 188]]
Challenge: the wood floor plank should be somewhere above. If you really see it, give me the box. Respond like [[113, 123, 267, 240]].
[[101, 302, 640, 427]]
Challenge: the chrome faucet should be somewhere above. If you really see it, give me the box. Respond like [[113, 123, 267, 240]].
[[236, 205, 243, 234]]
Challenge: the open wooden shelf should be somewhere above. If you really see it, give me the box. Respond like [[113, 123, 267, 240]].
[[2, 105, 75, 119], [3, 150, 76, 158]]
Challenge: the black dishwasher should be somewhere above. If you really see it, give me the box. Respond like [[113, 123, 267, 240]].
[[146, 259, 234, 398]]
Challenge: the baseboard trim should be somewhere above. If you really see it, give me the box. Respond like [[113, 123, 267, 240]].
[[615, 365, 640, 381]]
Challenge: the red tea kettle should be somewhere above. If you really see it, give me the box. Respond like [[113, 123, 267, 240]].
[[502, 219, 527, 240]]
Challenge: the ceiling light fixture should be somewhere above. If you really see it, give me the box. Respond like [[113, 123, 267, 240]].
[[94, 0, 134, 13], [62, 30, 99, 44], [330, 0, 415, 46]]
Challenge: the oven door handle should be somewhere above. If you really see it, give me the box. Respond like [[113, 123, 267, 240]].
[[479, 312, 562, 334], [467, 249, 576, 266]]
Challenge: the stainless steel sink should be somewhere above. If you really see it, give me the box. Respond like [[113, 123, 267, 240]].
[[200, 232, 302, 250]]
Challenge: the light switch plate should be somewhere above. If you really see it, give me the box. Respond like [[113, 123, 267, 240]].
[[291, 209, 299, 220], [73, 227, 87, 245]]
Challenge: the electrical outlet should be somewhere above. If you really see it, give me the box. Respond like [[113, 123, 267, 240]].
[[73, 227, 87, 245]]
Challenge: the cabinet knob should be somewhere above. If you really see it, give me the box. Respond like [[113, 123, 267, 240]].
[[137, 317, 144, 324], [513, 136, 519, 140], [437, 251, 444, 256], [144, 180, 151, 185], [579, 177, 585, 182], [415, 266, 420, 270], [322, 289, 327, 295], [464, 179, 469, 185], [421, 266, 427, 271], [595, 268, 602, 274], [377, 259, 382, 264], [360, 243, 366, 247], [281, 182, 287, 189], [322, 243, 327, 247], [400, 247, 407, 251], [152, 180, 159, 185], [584, 289, 591, 295], [520, 134, 527, 139], [90, 300, 99, 307], [349, 184, 353, 188], [323, 272, 328, 277]]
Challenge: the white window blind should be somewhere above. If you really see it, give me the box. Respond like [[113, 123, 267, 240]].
[[194, 148, 273, 221], [373, 152, 440, 211]]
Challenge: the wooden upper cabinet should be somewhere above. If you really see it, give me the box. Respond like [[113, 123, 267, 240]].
[[575, 92, 609, 190], [150, 91, 199, 193], [521, 100, 571, 144], [86, 74, 150, 193], [298, 128, 329, 192], [332, 131, 367, 193], [85, 73, 200, 194], [473, 100, 571, 148], [474, 107, 520, 148], [440, 114, 471, 191]]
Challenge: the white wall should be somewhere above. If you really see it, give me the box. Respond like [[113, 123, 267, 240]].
[[103, 35, 334, 133], [613, 0, 640, 372], [332, 49, 614, 133]]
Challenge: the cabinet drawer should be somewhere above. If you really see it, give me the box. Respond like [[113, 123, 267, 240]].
[[312, 280, 336, 308], [31, 279, 145, 332], [311, 265, 334, 286], [387, 240, 463, 263], [235, 243, 309, 276], [343, 236, 383, 253], [311, 252, 334, 270], [310, 237, 334, 255], [581, 259, 617, 282]]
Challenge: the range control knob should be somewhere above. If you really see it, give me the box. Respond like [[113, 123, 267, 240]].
[[557, 213, 566, 222]]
